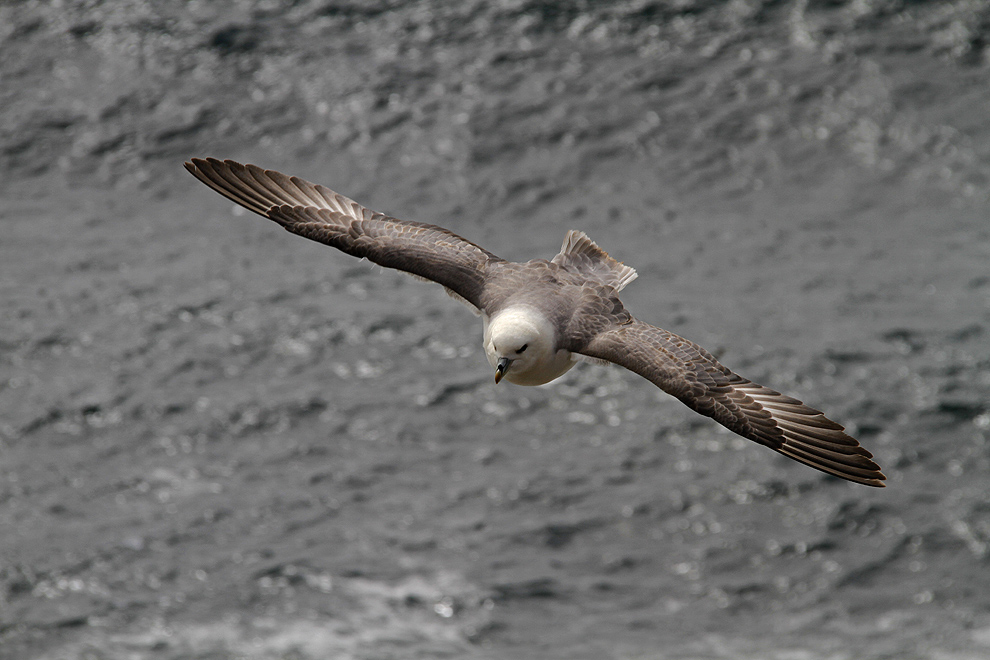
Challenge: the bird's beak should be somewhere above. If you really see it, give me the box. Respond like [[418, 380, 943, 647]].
[[494, 357, 512, 384]]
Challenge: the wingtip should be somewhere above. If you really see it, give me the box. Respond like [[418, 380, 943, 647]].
[[865, 471, 887, 488], [185, 157, 217, 176], [185, 156, 234, 170]]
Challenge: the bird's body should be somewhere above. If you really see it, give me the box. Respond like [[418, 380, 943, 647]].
[[185, 157, 886, 488]]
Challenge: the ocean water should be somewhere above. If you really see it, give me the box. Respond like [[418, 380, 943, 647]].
[[2, 1, 990, 658]]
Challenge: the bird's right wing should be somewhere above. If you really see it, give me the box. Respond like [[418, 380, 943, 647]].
[[578, 320, 886, 487], [185, 158, 503, 310]]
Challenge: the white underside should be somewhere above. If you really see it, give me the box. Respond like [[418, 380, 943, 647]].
[[502, 348, 577, 386]]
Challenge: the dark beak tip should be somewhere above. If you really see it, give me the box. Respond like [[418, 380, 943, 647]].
[[494, 357, 511, 384]]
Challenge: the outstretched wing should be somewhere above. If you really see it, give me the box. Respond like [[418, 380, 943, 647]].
[[578, 320, 886, 487], [185, 158, 503, 310]]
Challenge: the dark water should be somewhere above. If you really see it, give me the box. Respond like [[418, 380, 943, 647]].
[[2, 1, 990, 658]]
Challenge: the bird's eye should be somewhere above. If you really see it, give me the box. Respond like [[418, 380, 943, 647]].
[[516, 344, 528, 354]]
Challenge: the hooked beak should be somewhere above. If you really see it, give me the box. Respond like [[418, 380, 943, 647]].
[[494, 357, 512, 384]]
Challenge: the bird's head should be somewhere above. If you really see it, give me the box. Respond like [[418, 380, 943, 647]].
[[484, 307, 556, 385]]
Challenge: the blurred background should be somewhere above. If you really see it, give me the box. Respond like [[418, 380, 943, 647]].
[[2, 1, 989, 658]]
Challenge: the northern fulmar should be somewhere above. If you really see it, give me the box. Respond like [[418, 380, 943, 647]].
[[185, 158, 886, 488]]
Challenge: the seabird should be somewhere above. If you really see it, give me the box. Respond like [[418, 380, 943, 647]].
[[185, 158, 886, 488]]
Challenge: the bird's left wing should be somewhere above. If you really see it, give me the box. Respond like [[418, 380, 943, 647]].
[[578, 320, 886, 487], [185, 158, 503, 310]]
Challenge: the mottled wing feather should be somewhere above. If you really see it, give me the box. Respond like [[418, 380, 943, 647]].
[[185, 158, 503, 309], [579, 320, 886, 487]]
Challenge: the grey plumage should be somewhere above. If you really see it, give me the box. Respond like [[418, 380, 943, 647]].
[[185, 157, 886, 488]]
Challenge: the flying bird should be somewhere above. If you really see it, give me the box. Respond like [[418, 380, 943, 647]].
[[185, 158, 886, 488]]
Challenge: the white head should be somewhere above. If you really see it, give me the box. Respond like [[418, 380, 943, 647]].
[[484, 307, 573, 386]]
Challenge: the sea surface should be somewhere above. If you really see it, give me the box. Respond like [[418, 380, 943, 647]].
[[2, 1, 990, 658]]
